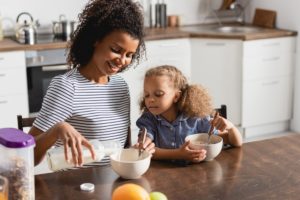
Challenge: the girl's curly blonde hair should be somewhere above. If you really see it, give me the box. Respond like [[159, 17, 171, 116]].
[[140, 65, 214, 118]]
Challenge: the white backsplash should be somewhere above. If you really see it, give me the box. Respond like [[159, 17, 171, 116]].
[[0, 0, 232, 36]]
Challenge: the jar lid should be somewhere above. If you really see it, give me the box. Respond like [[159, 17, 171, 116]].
[[0, 128, 35, 148]]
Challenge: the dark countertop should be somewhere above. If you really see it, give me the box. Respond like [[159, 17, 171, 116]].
[[34, 133, 300, 200], [0, 24, 297, 52]]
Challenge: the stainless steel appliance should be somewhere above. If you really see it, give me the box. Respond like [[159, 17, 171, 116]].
[[25, 48, 69, 114]]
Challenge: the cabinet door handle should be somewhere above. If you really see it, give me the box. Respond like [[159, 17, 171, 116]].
[[0, 73, 6, 77], [262, 42, 280, 47], [206, 43, 226, 46], [262, 80, 279, 86], [42, 65, 69, 71], [262, 57, 280, 62], [0, 57, 4, 61]]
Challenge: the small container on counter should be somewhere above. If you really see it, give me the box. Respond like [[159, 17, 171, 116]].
[[0, 128, 35, 200], [46, 140, 122, 171]]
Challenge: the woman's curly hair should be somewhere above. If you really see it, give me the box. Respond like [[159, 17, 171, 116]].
[[67, 0, 145, 70], [140, 65, 214, 118]]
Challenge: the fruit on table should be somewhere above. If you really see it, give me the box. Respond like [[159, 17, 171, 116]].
[[112, 183, 150, 200], [150, 191, 168, 200]]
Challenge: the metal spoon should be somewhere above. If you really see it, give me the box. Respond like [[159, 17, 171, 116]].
[[207, 111, 219, 144], [138, 127, 147, 157]]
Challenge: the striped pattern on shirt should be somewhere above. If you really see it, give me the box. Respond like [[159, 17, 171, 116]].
[[34, 68, 130, 166]]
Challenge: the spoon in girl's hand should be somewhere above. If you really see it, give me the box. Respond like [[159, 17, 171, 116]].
[[138, 127, 147, 157], [207, 111, 219, 144]]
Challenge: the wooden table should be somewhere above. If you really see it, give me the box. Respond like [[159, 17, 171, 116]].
[[35, 134, 300, 200]]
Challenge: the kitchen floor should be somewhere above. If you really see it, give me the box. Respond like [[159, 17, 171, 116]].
[[34, 131, 299, 175]]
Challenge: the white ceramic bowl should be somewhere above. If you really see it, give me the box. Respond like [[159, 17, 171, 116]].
[[185, 133, 223, 161], [110, 148, 151, 179]]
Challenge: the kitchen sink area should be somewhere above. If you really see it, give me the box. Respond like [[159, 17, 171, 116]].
[[211, 25, 264, 33], [180, 24, 270, 35]]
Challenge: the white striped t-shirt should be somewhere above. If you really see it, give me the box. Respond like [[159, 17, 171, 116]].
[[34, 67, 130, 166]]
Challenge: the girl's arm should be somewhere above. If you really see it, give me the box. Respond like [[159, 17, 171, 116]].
[[212, 117, 243, 147], [152, 141, 206, 162]]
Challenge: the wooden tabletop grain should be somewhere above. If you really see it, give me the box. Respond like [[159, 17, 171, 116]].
[[35, 134, 300, 200]]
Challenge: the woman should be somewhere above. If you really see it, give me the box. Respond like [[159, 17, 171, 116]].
[[29, 0, 154, 168]]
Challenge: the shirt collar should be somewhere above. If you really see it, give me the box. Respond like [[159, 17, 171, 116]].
[[156, 113, 188, 126]]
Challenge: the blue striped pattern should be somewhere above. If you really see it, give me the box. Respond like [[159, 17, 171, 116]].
[[34, 68, 130, 166]]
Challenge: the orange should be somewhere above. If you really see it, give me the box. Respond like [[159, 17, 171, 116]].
[[112, 183, 150, 200]]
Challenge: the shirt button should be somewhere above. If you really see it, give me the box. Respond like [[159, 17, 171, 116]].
[[170, 127, 173, 131]]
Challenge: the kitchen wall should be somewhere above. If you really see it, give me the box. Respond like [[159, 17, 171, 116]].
[[248, 0, 300, 132], [0, 0, 225, 35]]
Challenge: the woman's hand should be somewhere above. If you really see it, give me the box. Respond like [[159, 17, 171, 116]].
[[179, 141, 206, 163], [133, 136, 155, 154], [49, 122, 96, 167]]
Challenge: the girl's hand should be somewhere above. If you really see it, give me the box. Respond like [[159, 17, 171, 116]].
[[179, 141, 206, 163], [49, 122, 95, 167], [211, 116, 234, 132], [133, 136, 155, 154]]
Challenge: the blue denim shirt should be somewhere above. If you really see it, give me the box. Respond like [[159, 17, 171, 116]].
[[136, 112, 218, 149]]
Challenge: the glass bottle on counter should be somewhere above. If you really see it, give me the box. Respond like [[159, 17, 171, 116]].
[[46, 140, 122, 171]]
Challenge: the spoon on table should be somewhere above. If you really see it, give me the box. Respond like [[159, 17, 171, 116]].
[[207, 111, 219, 144], [138, 127, 147, 157]]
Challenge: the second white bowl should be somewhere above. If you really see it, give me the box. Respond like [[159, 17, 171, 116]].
[[185, 133, 223, 161]]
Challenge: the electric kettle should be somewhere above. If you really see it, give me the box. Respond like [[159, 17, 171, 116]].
[[15, 12, 37, 45]]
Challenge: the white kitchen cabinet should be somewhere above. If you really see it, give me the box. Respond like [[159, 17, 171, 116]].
[[120, 38, 191, 142], [190, 37, 296, 139], [190, 38, 243, 126], [0, 51, 29, 128], [242, 37, 296, 137]]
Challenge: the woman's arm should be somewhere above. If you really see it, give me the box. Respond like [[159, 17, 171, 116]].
[[29, 122, 95, 166], [29, 126, 59, 166]]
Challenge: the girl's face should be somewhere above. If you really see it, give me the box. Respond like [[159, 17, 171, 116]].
[[144, 75, 181, 121], [87, 30, 139, 80]]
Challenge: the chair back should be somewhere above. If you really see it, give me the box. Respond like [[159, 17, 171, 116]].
[[17, 115, 36, 131], [215, 104, 227, 119]]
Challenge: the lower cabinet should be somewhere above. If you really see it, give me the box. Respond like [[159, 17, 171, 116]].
[[0, 51, 29, 128], [191, 37, 296, 139]]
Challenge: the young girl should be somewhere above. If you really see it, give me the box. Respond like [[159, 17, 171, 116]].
[[136, 65, 242, 163]]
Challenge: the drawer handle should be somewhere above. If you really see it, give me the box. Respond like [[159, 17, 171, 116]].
[[0, 57, 4, 61], [0, 100, 8, 104], [0, 73, 6, 77], [26, 55, 45, 66], [262, 42, 280, 47], [262, 57, 280, 62], [262, 80, 279, 86], [206, 43, 226, 46]]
